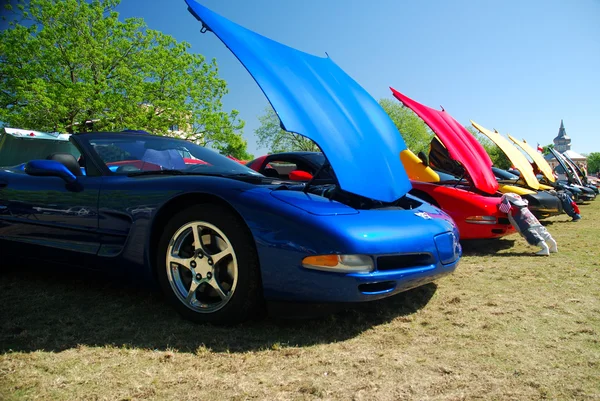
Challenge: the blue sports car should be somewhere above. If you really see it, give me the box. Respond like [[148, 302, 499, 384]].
[[0, 1, 461, 324]]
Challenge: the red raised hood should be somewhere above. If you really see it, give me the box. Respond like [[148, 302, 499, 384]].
[[390, 88, 498, 195]]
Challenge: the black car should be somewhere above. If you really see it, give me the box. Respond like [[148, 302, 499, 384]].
[[491, 167, 563, 218]]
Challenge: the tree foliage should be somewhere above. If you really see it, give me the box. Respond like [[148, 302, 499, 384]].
[[466, 126, 512, 170], [378, 98, 433, 155], [542, 144, 554, 156], [254, 106, 319, 154], [585, 152, 600, 174], [0, 0, 251, 159]]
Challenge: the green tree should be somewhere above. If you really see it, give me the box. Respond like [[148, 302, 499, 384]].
[[254, 106, 319, 153], [0, 0, 250, 159], [378, 98, 433, 155], [585, 152, 600, 174], [542, 144, 554, 156], [466, 126, 512, 170]]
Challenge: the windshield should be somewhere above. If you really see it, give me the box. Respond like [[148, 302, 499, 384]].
[[0, 134, 80, 167], [303, 152, 326, 166], [81, 133, 262, 176], [434, 169, 464, 182], [492, 167, 520, 180]]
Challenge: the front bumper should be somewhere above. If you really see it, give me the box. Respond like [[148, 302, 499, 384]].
[[579, 191, 596, 201], [524, 192, 563, 218], [245, 191, 462, 303], [457, 218, 516, 240], [264, 251, 460, 303]]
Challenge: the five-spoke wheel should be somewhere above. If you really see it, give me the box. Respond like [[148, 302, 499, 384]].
[[157, 204, 261, 324], [166, 221, 237, 313]]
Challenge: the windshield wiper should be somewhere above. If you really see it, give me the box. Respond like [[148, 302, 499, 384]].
[[127, 170, 265, 182], [220, 173, 266, 183], [127, 169, 185, 177], [453, 171, 467, 189], [223, 173, 262, 178]]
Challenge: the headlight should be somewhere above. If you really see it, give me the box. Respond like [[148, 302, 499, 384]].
[[302, 254, 374, 273], [465, 215, 497, 224]]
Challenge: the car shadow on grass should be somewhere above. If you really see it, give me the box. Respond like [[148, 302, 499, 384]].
[[460, 237, 517, 256], [480, 252, 547, 257], [540, 217, 564, 226], [0, 265, 437, 354], [541, 218, 582, 226]]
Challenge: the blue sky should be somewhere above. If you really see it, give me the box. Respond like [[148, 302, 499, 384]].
[[6, 0, 600, 157]]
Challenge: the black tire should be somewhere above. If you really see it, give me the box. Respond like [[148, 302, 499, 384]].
[[156, 204, 262, 324]]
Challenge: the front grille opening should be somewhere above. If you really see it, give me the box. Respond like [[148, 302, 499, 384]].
[[377, 253, 434, 271], [358, 281, 396, 294], [498, 217, 510, 225]]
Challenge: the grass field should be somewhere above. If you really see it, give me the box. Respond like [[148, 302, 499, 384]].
[[1, 201, 599, 400]]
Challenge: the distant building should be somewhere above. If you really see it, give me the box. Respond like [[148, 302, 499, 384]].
[[544, 120, 587, 174], [553, 119, 571, 152]]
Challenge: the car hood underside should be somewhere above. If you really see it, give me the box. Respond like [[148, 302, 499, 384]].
[[471, 121, 540, 190], [508, 135, 556, 184], [390, 88, 498, 195], [186, 0, 411, 203]]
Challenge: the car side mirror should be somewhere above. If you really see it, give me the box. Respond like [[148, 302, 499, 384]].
[[289, 170, 313, 181], [25, 160, 77, 184]]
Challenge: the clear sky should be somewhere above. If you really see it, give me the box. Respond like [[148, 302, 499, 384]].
[[9, 0, 600, 156]]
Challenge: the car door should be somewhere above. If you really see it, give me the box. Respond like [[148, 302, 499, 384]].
[[0, 141, 101, 263]]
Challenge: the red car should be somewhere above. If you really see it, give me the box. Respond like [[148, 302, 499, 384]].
[[391, 88, 515, 239], [408, 171, 514, 239], [246, 151, 515, 240]]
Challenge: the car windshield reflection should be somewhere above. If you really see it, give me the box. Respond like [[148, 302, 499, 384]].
[[81, 133, 261, 176]]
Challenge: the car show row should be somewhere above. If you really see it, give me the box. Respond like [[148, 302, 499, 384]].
[[0, 0, 596, 323]]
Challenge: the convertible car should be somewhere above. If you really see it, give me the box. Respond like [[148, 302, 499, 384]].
[[549, 148, 596, 202], [470, 121, 562, 218], [559, 152, 598, 196], [507, 136, 588, 202], [0, 1, 461, 324], [562, 153, 599, 194], [490, 167, 562, 218]]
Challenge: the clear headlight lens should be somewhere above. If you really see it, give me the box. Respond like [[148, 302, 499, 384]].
[[302, 254, 374, 273]]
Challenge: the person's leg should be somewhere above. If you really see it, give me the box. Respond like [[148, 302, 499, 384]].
[[547, 237, 558, 253], [537, 226, 558, 253], [536, 241, 550, 256]]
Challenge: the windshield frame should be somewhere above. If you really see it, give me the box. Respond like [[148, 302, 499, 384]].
[[72, 132, 263, 178]]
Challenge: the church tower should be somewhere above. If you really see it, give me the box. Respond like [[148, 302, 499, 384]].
[[553, 120, 571, 152]]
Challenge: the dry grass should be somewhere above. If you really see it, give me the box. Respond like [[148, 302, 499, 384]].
[[1, 201, 599, 400]]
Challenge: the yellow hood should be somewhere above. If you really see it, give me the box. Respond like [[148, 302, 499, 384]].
[[400, 149, 440, 182], [508, 135, 556, 183], [498, 184, 536, 196], [471, 121, 540, 190]]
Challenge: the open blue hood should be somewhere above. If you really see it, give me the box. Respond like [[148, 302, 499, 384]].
[[185, 0, 411, 202]]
